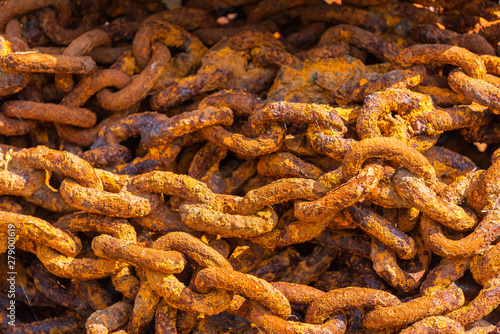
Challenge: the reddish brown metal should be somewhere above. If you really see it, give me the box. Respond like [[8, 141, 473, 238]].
[[395, 44, 486, 79], [2, 100, 96, 127], [0, 0, 71, 31], [363, 285, 465, 331], [0, 2, 499, 332]]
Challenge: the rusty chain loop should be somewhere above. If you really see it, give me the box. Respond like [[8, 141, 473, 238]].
[[1, 1, 500, 333]]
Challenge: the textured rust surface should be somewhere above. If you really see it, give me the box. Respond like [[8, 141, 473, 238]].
[[0, 1, 500, 333]]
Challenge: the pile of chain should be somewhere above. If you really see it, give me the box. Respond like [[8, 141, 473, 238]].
[[2, 0, 500, 333]]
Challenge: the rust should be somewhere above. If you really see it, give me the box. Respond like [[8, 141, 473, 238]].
[[92, 234, 187, 274], [195, 267, 291, 319], [449, 68, 500, 114], [395, 44, 486, 79], [0, 211, 81, 257], [179, 203, 278, 238], [411, 24, 495, 56], [292, 3, 387, 33], [0, 0, 71, 31], [400, 316, 466, 334], [394, 168, 478, 231], [363, 285, 465, 331], [0, 1, 499, 332], [2, 100, 96, 127], [55, 29, 111, 92], [86, 301, 133, 334], [96, 42, 171, 110], [2, 52, 97, 74], [318, 24, 397, 62], [128, 279, 161, 334], [347, 203, 416, 260], [31, 259, 90, 310], [370, 234, 431, 292]]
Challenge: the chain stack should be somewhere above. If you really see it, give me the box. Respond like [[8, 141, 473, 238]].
[[1, 0, 500, 333]]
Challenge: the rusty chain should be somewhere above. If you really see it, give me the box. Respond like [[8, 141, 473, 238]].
[[1, 0, 500, 333]]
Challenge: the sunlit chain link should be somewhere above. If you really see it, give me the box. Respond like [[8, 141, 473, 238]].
[[1, 0, 500, 333]]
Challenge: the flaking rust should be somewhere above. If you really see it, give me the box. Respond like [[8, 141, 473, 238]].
[[0, 0, 500, 333]]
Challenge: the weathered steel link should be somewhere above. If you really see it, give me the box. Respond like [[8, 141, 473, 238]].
[[2, 100, 96, 127], [31, 259, 90, 310], [96, 42, 171, 111], [448, 68, 500, 113], [421, 175, 500, 259], [1, 1, 500, 332], [364, 284, 465, 331], [35, 241, 121, 279], [92, 235, 187, 274], [1, 51, 97, 74], [86, 301, 133, 334], [370, 233, 432, 292], [0, 0, 71, 32], [0, 35, 31, 96], [195, 266, 291, 319], [395, 44, 487, 79], [318, 24, 398, 62], [346, 203, 417, 260], [132, 20, 207, 76], [129, 171, 220, 209], [13, 145, 102, 188], [342, 137, 437, 188], [0, 210, 81, 257], [305, 287, 400, 325], [357, 88, 492, 151], [394, 168, 478, 231], [59, 179, 152, 218], [294, 160, 384, 222], [55, 29, 112, 92], [146, 233, 234, 315], [180, 203, 278, 238], [153, 232, 232, 269]]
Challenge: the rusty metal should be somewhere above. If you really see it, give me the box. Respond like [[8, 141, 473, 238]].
[[1, 0, 500, 333]]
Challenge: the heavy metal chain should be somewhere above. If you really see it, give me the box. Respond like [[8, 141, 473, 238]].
[[1, 0, 500, 333]]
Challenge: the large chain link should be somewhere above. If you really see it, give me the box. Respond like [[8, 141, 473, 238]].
[[1, 0, 500, 333]]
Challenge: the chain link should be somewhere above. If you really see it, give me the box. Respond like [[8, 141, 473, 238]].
[[0, 0, 500, 333]]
